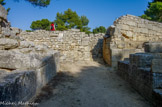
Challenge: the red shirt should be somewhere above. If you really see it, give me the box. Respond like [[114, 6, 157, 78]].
[[51, 23, 55, 31]]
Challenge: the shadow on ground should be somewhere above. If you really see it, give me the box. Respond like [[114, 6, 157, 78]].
[[32, 61, 151, 107], [91, 38, 105, 65]]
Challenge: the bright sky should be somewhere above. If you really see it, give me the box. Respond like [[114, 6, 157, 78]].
[[4, 0, 152, 31]]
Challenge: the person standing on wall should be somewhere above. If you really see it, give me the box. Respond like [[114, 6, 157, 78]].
[[51, 22, 55, 31]]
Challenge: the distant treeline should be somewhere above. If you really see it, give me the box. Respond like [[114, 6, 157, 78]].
[[30, 9, 106, 34]]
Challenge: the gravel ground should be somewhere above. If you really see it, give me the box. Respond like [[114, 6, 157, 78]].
[[34, 61, 151, 107]]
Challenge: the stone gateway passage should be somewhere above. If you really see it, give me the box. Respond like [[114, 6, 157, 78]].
[[36, 62, 150, 107]]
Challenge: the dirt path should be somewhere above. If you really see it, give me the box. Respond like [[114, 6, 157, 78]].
[[35, 61, 151, 107]]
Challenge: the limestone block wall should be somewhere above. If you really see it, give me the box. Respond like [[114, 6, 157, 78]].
[[20, 29, 104, 63], [103, 14, 162, 68]]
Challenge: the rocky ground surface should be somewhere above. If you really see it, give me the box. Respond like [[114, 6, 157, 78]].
[[33, 61, 151, 107]]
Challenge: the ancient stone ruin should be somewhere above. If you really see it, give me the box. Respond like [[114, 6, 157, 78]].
[[118, 42, 162, 106], [0, 5, 59, 102], [103, 15, 162, 69], [0, 4, 104, 103], [0, 4, 162, 106], [103, 14, 162, 106]]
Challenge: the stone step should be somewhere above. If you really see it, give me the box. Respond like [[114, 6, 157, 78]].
[[130, 53, 153, 68], [152, 73, 162, 89], [117, 60, 130, 80], [145, 42, 162, 53], [152, 59, 162, 73]]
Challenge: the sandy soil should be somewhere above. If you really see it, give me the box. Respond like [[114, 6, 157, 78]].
[[34, 61, 151, 107]]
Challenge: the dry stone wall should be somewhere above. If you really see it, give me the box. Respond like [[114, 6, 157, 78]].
[[20, 30, 104, 63], [103, 14, 162, 68]]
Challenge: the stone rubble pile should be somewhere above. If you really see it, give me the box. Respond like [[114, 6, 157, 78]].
[[0, 5, 59, 102], [20, 29, 104, 63], [117, 42, 162, 106], [103, 14, 162, 69]]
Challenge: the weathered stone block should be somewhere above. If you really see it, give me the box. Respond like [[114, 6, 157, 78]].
[[19, 41, 35, 48], [130, 53, 153, 68], [117, 60, 130, 80], [110, 49, 144, 68], [0, 38, 19, 49], [0, 50, 59, 70], [0, 50, 59, 102], [36, 51, 59, 90], [152, 59, 162, 73], [0, 71, 37, 102], [10, 27, 22, 35], [0, 50, 41, 70], [145, 42, 162, 53], [1, 27, 11, 37], [152, 73, 162, 89]]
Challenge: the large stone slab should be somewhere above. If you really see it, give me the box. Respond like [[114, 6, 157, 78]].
[[110, 49, 143, 68], [145, 42, 162, 53], [0, 71, 37, 102], [0, 38, 19, 49], [152, 59, 162, 73], [0, 50, 41, 70], [0, 51, 59, 103], [0, 50, 59, 70], [130, 53, 154, 68], [36, 51, 59, 90]]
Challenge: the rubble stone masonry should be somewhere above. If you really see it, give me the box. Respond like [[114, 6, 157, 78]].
[[20, 29, 104, 63]]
